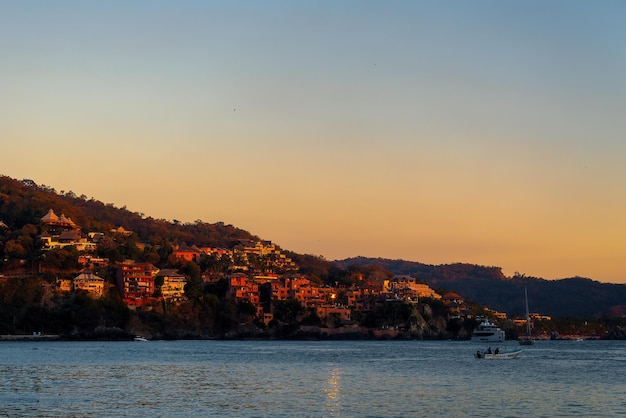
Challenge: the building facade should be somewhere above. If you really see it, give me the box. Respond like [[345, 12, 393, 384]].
[[116, 261, 159, 305]]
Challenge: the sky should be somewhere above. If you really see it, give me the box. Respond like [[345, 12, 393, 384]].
[[2, 1, 626, 283]]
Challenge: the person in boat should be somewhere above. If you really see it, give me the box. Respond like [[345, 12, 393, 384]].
[[495, 348, 500, 355], [486, 347, 492, 354]]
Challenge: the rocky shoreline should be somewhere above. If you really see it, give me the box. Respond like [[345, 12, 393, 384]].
[[0, 334, 61, 341], [4, 324, 623, 342]]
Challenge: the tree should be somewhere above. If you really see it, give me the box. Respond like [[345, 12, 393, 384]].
[[140, 248, 161, 265], [4, 240, 26, 258], [238, 300, 257, 317], [179, 261, 201, 281], [182, 262, 203, 302], [200, 253, 220, 273], [41, 247, 80, 271], [300, 308, 323, 326], [217, 254, 234, 273], [96, 237, 123, 263], [273, 299, 303, 324], [324, 266, 352, 286], [119, 234, 141, 260]]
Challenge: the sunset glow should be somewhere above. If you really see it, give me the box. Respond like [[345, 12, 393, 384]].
[[2, 1, 626, 282]]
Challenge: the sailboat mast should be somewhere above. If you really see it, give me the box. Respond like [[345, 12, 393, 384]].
[[525, 287, 531, 335]]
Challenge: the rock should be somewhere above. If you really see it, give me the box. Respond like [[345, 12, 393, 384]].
[[602, 326, 626, 340], [421, 304, 433, 320]]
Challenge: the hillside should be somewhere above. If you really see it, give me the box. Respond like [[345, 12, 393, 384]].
[[2, 175, 625, 320], [0, 175, 260, 248], [0, 175, 335, 279], [335, 257, 626, 318]]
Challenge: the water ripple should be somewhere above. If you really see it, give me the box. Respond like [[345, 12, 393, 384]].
[[0, 340, 625, 417]]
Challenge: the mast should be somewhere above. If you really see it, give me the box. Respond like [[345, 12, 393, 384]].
[[524, 287, 531, 336]]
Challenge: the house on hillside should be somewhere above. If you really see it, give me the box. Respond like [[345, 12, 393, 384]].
[[116, 261, 159, 308], [78, 255, 109, 268], [384, 276, 441, 303], [174, 242, 202, 262], [442, 292, 465, 318], [227, 273, 260, 307], [110, 226, 133, 236], [201, 247, 233, 258], [41, 209, 79, 230], [58, 230, 86, 247], [40, 229, 97, 252], [73, 271, 105, 297], [316, 304, 351, 324], [268, 276, 324, 308], [56, 278, 72, 293], [234, 239, 298, 271], [157, 269, 187, 301], [39, 208, 96, 251], [345, 285, 378, 311]]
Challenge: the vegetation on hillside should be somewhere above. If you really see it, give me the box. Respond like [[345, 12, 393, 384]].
[[337, 257, 626, 318], [1, 175, 625, 340]]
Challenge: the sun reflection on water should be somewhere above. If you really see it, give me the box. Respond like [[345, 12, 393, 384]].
[[323, 367, 342, 416]]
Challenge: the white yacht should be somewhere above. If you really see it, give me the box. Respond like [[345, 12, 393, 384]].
[[471, 318, 505, 342]]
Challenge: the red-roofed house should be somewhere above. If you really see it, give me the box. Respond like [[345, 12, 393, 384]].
[[174, 242, 202, 262], [442, 292, 465, 318]]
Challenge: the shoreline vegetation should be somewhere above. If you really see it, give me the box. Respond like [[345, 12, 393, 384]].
[[0, 335, 615, 342], [2, 325, 624, 342]]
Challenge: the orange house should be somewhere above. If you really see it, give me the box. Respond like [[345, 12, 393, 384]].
[[174, 242, 202, 262], [227, 274, 260, 306]]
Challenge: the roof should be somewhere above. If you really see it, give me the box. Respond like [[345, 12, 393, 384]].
[[111, 226, 133, 235], [58, 213, 76, 226], [157, 269, 185, 277], [393, 275, 417, 281], [41, 209, 60, 223], [59, 230, 82, 240], [73, 272, 104, 282], [177, 242, 201, 253], [40, 209, 78, 228]]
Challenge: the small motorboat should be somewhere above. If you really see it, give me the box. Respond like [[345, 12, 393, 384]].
[[475, 348, 521, 359], [133, 336, 148, 342]]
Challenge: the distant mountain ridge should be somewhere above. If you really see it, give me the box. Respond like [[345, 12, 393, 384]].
[[335, 257, 626, 318]]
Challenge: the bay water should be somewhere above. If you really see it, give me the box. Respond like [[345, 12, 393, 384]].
[[1, 339, 624, 417]]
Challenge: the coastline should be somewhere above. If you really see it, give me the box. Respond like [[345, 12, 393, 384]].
[[0, 334, 61, 341]]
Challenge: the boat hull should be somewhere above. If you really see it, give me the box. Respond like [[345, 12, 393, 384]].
[[475, 349, 521, 359], [471, 335, 505, 343]]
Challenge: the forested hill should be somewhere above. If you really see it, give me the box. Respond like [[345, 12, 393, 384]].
[[3, 175, 625, 319], [335, 257, 626, 318], [0, 175, 259, 248]]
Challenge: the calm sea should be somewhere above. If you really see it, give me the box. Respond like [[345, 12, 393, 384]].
[[0, 339, 624, 417]]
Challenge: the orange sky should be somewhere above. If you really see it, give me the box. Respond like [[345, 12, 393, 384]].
[[2, 2, 626, 283]]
